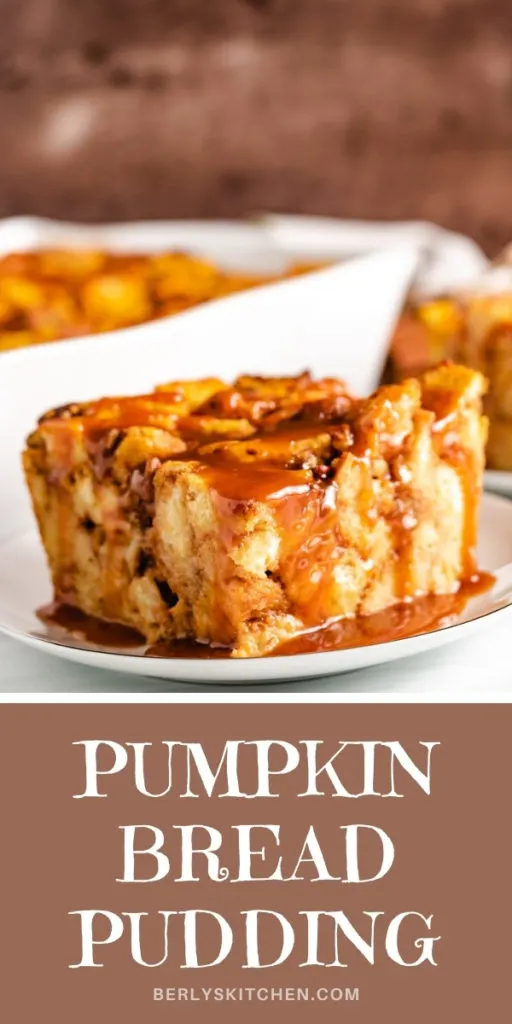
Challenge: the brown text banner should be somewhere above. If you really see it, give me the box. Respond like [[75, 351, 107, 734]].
[[0, 703, 509, 1022]]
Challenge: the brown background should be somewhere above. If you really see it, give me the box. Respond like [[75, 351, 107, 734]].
[[2, 0, 512, 252], [0, 703, 509, 1022]]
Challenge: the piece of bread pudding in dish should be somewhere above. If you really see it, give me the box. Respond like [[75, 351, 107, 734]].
[[23, 365, 487, 657]]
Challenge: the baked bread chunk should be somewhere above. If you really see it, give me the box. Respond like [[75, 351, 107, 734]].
[[23, 365, 487, 657], [389, 295, 512, 470]]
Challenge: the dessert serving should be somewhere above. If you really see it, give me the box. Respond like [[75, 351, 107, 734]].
[[388, 293, 512, 470], [22, 364, 488, 658], [0, 248, 315, 352]]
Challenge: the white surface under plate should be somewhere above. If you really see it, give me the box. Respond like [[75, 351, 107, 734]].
[[0, 493, 511, 685]]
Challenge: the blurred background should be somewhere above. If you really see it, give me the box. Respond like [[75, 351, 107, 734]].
[[1, 0, 511, 253]]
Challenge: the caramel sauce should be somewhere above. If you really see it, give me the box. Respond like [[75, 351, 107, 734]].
[[37, 571, 494, 660], [147, 639, 231, 659], [37, 602, 145, 648], [442, 444, 479, 579], [201, 462, 312, 503]]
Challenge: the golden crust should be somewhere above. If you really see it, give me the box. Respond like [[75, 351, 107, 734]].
[[23, 366, 487, 657]]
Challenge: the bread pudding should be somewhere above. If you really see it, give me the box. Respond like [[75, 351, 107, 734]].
[[0, 249, 317, 353], [23, 365, 487, 657], [388, 294, 512, 470]]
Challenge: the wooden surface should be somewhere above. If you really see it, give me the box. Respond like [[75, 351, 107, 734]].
[[1, 0, 511, 252]]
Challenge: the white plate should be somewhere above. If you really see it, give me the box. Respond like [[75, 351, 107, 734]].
[[0, 493, 511, 685], [484, 470, 512, 497]]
